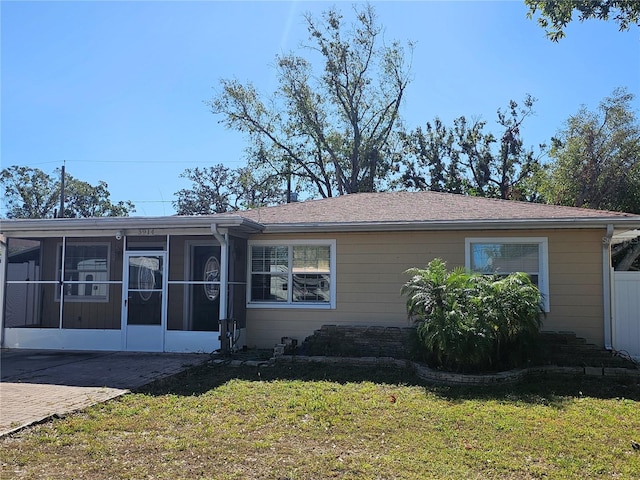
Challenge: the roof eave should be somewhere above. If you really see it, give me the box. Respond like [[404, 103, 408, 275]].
[[0, 215, 265, 238], [258, 217, 640, 234], [2, 215, 639, 237]]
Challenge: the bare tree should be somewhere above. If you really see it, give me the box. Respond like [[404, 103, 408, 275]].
[[209, 4, 411, 198]]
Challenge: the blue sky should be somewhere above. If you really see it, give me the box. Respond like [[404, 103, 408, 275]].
[[2, 1, 638, 217]]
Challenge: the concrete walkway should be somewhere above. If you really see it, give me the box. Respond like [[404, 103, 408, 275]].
[[0, 349, 209, 437]]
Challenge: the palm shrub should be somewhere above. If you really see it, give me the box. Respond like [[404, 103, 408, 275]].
[[402, 259, 543, 372], [487, 272, 545, 365]]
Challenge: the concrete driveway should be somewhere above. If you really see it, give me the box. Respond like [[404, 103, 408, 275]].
[[0, 349, 209, 436]]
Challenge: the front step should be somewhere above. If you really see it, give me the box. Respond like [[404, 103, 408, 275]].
[[539, 331, 638, 368]]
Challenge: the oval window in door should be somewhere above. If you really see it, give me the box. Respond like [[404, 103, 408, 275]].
[[204, 255, 220, 301], [138, 257, 157, 301]]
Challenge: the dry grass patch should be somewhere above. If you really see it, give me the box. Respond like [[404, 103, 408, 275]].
[[2, 362, 640, 479]]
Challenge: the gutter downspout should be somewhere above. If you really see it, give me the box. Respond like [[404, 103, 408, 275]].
[[59, 236, 66, 329], [211, 224, 229, 348], [603, 224, 614, 350], [0, 235, 7, 347]]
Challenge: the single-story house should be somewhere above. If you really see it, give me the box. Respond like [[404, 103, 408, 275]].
[[1, 191, 639, 357]]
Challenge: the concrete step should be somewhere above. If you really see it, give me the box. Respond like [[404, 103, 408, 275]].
[[538, 331, 638, 368]]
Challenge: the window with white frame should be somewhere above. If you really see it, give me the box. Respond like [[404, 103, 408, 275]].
[[248, 240, 336, 308], [465, 237, 549, 312], [56, 243, 110, 302]]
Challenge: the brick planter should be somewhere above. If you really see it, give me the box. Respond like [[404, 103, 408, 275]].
[[300, 324, 417, 359]]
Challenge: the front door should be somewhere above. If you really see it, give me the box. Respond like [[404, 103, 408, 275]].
[[123, 252, 167, 351], [189, 244, 221, 331]]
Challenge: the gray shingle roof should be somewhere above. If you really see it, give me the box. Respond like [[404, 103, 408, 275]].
[[2, 191, 638, 237], [238, 191, 634, 230]]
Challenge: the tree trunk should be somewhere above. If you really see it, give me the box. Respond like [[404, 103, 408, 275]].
[[617, 239, 640, 271]]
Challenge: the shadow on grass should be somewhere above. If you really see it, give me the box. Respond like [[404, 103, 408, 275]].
[[136, 359, 640, 406]]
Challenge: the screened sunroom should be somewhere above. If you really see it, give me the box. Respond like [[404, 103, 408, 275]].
[[0, 216, 261, 352]]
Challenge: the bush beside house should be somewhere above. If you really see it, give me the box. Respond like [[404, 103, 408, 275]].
[[402, 259, 544, 372]]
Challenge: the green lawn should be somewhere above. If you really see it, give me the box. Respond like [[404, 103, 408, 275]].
[[2, 362, 639, 479]]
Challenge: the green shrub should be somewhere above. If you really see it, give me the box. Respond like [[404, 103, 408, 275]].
[[401, 259, 543, 372]]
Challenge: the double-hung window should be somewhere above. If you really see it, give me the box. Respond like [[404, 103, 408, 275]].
[[248, 240, 336, 308], [465, 237, 549, 312]]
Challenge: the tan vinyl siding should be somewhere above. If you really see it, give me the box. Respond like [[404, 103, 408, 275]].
[[546, 230, 604, 345], [245, 229, 606, 349]]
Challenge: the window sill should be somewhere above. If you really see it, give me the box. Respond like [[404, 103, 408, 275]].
[[247, 302, 335, 310]]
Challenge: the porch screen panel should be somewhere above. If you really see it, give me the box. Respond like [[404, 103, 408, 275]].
[[126, 236, 167, 250], [4, 283, 57, 328], [167, 284, 219, 331], [4, 238, 58, 328], [57, 240, 121, 329], [58, 244, 110, 302], [228, 283, 247, 328], [167, 244, 220, 331], [62, 284, 122, 329], [228, 236, 247, 328]]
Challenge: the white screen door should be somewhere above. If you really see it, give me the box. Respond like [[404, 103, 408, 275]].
[[123, 251, 167, 351]]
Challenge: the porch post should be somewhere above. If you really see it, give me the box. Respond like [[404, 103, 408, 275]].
[[59, 236, 66, 329], [220, 231, 229, 323], [0, 235, 7, 346], [211, 224, 229, 345]]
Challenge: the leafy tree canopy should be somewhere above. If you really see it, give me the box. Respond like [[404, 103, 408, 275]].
[[398, 95, 544, 201], [526, 0, 640, 41], [0, 166, 135, 219], [173, 163, 285, 215], [209, 4, 412, 198], [538, 87, 640, 270], [540, 88, 640, 213]]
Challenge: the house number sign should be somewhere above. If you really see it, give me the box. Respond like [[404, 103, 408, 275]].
[[138, 228, 155, 235]]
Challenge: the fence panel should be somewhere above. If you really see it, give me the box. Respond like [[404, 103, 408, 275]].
[[613, 271, 640, 359]]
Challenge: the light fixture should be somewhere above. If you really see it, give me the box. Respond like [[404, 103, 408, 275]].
[[115, 231, 123, 241]]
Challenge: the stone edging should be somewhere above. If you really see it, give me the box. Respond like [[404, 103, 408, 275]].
[[211, 355, 640, 386]]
